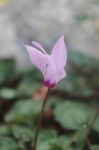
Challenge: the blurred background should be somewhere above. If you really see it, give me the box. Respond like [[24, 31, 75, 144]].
[[0, 0, 99, 68], [0, 0, 99, 150]]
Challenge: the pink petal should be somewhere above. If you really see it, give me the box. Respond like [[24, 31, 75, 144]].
[[49, 69, 66, 85], [43, 55, 56, 83], [24, 44, 48, 75], [56, 69, 66, 83], [32, 41, 46, 53], [51, 36, 67, 70]]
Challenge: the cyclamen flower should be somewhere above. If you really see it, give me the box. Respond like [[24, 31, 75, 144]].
[[24, 36, 67, 88]]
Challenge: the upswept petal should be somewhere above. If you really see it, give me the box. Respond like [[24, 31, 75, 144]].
[[24, 44, 48, 75], [43, 55, 56, 83], [51, 36, 67, 70], [49, 69, 66, 85], [32, 41, 46, 53], [24, 44, 56, 84], [56, 69, 66, 83]]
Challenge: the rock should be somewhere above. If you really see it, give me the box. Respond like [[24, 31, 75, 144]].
[[0, 0, 99, 69], [0, 7, 30, 69]]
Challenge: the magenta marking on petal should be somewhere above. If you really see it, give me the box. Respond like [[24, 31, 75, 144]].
[[44, 80, 55, 88], [49, 83, 55, 88], [44, 80, 50, 87]]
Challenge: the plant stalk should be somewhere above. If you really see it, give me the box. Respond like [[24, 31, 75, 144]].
[[86, 108, 99, 134], [84, 108, 99, 149], [32, 87, 50, 150]]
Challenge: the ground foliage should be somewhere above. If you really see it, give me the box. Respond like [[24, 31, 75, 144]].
[[0, 51, 99, 150]]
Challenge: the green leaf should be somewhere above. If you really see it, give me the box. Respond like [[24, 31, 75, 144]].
[[11, 125, 34, 141], [91, 145, 99, 150], [0, 137, 21, 150], [0, 88, 16, 100], [54, 101, 94, 130], [68, 51, 99, 72], [93, 116, 99, 132], [37, 138, 63, 150], [37, 141, 51, 150], [32, 69, 42, 81], [0, 125, 10, 136], [0, 59, 15, 86], [5, 100, 42, 123], [17, 76, 39, 97], [38, 129, 57, 142], [63, 147, 82, 150], [37, 129, 63, 150]]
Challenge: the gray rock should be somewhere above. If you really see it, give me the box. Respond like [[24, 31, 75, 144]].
[[0, 0, 99, 69], [0, 6, 31, 69]]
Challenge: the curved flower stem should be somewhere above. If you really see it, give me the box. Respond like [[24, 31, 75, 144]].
[[86, 137, 93, 150], [32, 87, 51, 150], [86, 108, 99, 134], [64, 108, 99, 150], [84, 108, 99, 150]]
